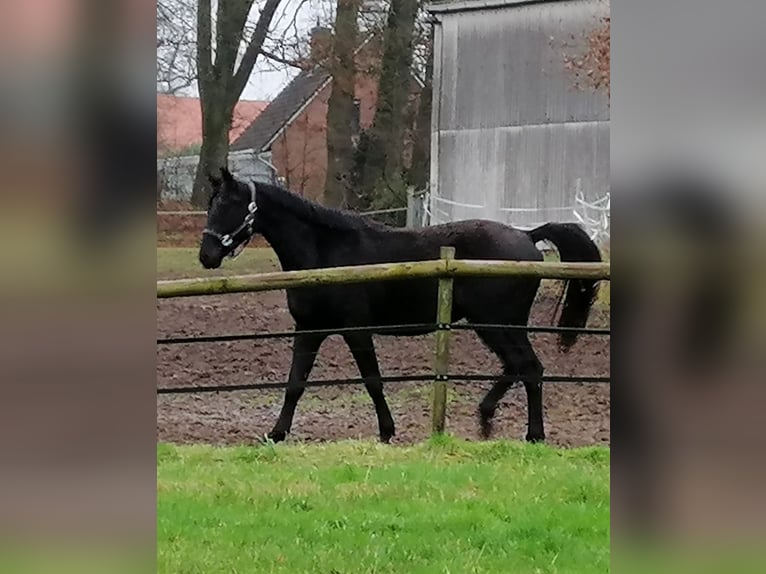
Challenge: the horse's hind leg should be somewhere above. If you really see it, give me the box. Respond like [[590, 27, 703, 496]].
[[516, 334, 545, 442], [343, 333, 395, 443], [476, 330, 545, 442], [268, 330, 325, 443]]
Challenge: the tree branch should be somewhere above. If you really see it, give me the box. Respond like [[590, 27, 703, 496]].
[[231, 0, 283, 102], [215, 0, 255, 96], [196, 0, 213, 98], [157, 0, 197, 93], [259, 48, 304, 70]]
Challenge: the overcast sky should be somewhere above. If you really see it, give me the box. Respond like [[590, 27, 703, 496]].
[[177, 62, 300, 102], [178, 58, 300, 102], [241, 65, 299, 101]]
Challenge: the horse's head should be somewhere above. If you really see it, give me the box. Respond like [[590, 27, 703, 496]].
[[199, 167, 258, 269]]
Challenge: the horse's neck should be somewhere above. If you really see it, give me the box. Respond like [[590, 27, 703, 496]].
[[257, 190, 318, 271]]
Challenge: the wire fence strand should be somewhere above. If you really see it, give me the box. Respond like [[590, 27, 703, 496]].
[[157, 322, 610, 346], [450, 323, 610, 336], [157, 374, 434, 395], [157, 323, 437, 345]]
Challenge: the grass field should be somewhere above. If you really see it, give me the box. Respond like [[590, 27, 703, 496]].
[[158, 437, 609, 574], [157, 247, 279, 280]]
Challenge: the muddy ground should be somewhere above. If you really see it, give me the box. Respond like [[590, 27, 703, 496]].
[[157, 288, 610, 448]]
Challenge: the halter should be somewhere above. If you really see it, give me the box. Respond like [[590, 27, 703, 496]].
[[202, 180, 258, 259]]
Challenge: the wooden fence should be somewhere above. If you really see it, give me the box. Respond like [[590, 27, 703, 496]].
[[157, 251, 610, 434]]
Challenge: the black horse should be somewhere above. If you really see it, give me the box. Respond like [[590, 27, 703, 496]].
[[199, 168, 601, 443]]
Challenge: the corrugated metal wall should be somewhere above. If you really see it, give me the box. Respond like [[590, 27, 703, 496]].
[[429, 0, 609, 232]]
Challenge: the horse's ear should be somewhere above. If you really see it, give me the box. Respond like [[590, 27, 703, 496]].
[[207, 172, 222, 188], [220, 166, 234, 184]]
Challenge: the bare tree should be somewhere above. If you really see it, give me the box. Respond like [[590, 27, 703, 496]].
[[355, 0, 419, 214], [406, 22, 432, 191], [157, 0, 326, 96], [255, 0, 388, 208], [191, 0, 283, 207], [157, 0, 198, 94], [324, 0, 360, 208]]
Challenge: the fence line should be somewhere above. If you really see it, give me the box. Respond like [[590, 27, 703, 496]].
[[157, 207, 408, 217], [157, 254, 611, 435], [157, 259, 610, 298], [449, 324, 610, 335], [158, 375, 435, 395], [156, 322, 610, 346], [157, 323, 438, 346]]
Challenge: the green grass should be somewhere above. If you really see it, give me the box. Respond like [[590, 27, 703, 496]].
[[158, 437, 609, 573], [157, 247, 279, 280]]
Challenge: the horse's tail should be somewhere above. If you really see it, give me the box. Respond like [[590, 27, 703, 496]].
[[527, 223, 602, 351]]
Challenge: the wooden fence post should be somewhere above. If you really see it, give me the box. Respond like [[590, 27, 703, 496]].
[[432, 246, 455, 435], [406, 186, 415, 228]]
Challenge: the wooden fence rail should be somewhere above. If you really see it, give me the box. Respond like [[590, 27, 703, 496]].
[[157, 259, 610, 298]]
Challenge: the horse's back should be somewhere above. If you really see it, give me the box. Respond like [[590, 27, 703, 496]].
[[421, 220, 543, 322], [413, 219, 543, 263], [286, 219, 542, 329]]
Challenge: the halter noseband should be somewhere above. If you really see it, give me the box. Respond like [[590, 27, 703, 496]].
[[202, 180, 258, 259]]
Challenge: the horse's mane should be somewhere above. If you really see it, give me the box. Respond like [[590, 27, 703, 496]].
[[257, 182, 386, 232]]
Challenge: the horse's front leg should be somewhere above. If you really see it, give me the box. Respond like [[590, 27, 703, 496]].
[[267, 330, 325, 443], [343, 333, 395, 443]]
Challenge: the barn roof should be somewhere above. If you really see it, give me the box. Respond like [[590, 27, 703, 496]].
[[427, 0, 561, 15]]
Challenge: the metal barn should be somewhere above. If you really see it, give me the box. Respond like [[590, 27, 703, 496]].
[[426, 0, 609, 240]]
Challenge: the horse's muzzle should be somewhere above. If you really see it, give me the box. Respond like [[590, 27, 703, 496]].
[[199, 250, 222, 270]]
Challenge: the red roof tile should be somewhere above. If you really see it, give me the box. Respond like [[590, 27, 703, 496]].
[[157, 94, 268, 154]]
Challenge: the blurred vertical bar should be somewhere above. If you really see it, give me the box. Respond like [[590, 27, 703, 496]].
[[0, 1, 156, 572], [612, 0, 766, 572]]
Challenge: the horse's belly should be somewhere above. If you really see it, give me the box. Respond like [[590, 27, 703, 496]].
[[369, 283, 438, 327]]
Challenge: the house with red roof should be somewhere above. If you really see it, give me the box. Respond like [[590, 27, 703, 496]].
[[231, 28, 424, 203], [157, 94, 272, 202], [157, 94, 268, 156]]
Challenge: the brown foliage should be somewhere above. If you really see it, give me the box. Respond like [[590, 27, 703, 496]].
[[561, 16, 610, 96]]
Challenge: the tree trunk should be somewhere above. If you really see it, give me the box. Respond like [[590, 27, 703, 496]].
[[189, 0, 282, 207], [190, 100, 233, 206], [325, 0, 360, 209], [357, 0, 419, 211], [406, 29, 433, 191]]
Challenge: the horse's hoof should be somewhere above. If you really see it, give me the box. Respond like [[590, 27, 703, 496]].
[[525, 432, 545, 443], [478, 406, 494, 439], [379, 419, 395, 444], [267, 430, 287, 443], [380, 431, 394, 444], [479, 414, 493, 439]]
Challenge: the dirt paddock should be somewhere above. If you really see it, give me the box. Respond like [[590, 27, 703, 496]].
[[157, 287, 610, 448]]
